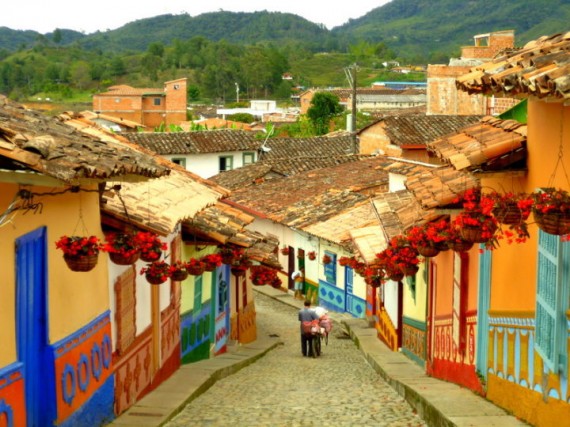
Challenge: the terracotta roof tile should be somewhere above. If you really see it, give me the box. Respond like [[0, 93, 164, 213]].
[[350, 225, 388, 265], [456, 32, 570, 100], [0, 96, 169, 184], [427, 116, 527, 171], [125, 130, 260, 154], [97, 85, 164, 96], [360, 115, 483, 146]]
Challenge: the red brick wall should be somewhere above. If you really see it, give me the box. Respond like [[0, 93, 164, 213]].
[[93, 95, 144, 124], [164, 78, 187, 126]]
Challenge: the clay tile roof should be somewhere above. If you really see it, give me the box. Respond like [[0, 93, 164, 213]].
[[0, 96, 169, 184], [260, 135, 357, 159], [210, 154, 370, 190], [227, 157, 390, 225], [101, 165, 230, 235], [402, 164, 480, 209], [456, 32, 570, 100], [362, 115, 483, 147], [302, 202, 378, 247], [97, 85, 164, 96], [350, 225, 388, 265], [427, 116, 527, 171], [124, 130, 260, 154]]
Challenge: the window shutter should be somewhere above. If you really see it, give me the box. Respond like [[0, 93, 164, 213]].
[[324, 251, 337, 283], [535, 231, 562, 372]]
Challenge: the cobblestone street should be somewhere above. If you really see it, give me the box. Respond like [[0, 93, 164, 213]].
[[165, 292, 427, 427]]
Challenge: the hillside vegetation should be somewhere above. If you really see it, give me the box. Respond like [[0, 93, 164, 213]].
[[0, 0, 568, 106]]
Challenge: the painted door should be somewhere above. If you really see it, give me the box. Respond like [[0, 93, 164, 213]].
[[15, 227, 55, 426], [214, 265, 230, 355]]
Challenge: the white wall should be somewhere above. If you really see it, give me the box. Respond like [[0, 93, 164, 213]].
[[164, 151, 257, 179]]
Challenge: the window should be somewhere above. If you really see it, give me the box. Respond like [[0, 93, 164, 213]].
[[323, 251, 337, 283], [219, 156, 233, 172], [114, 98, 121, 103], [114, 266, 137, 354], [153, 98, 161, 106], [243, 152, 255, 165], [194, 275, 203, 312], [173, 84, 180, 90], [171, 157, 186, 168], [535, 231, 569, 374]]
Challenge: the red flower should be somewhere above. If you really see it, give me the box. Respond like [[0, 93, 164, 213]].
[[249, 265, 279, 286], [103, 232, 140, 257], [140, 260, 171, 281], [135, 231, 167, 261], [201, 253, 222, 268], [55, 235, 103, 256]]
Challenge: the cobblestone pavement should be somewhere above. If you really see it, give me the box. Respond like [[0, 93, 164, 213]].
[[165, 293, 427, 427]]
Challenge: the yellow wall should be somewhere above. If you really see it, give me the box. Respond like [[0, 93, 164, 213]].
[[403, 260, 427, 321], [0, 184, 109, 365], [180, 246, 215, 313]]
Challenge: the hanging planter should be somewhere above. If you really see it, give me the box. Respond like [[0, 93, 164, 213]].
[[531, 188, 570, 236], [447, 239, 474, 252], [140, 261, 171, 285], [280, 247, 290, 256], [249, 265, 279, 286], [307, 251, 317, 261], [170, 261, 189, 281], [487, 191, 533, 225], [231, 266, 247, 277], [186, 258, 206, 276], [55, 235, 103, 272], [218, 246, 242, 265], [201, 253, 223, 272], [416, 244, 440, 258], [454, 212, 498, 245], [104, 232, 140, 265], [135, 231, 166, 262], [322, 254, 332, 265]]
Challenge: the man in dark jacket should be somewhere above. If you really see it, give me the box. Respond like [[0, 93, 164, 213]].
[[298, 300, 319, 357]]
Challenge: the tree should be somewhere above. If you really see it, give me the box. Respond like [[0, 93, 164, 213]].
[[52, 29, 62, 45], [306, 92, 343, 135]]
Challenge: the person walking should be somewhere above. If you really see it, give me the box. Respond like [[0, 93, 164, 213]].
[[298, 299, 319, 357], [291, 270, 304, 300]]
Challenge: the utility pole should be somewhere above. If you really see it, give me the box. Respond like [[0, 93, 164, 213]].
[[344, 63, 358, 153], [235, 82, 239, 103]]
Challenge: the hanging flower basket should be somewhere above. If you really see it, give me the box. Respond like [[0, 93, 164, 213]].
[[218, 247, 243, 265], [533, 209, 570, 236], [531, 188, 570, 236], [55, 235, 103, 272], [307, 251, 317, 261], [401, 264, 419, 276], [170, 261, 188, 281], [454, 212, 498, 245], [186, 259, 205, 276], [201, 254, 222, 272], [63, 253, 99, 272], [104, 232, 140, 265], [322, 254, 332, 265], [416, 244, 440, 258], [487, 192, 533, 225], [388, 270, 404, 282], [249, 265, 279, 286], [135, 231, 166, 262], [109, 251, 140, 265], [231, 266, 247, 277], [447, 239, 474, 252], [140, 261, 171, 285], [280, 247, 290, 255]]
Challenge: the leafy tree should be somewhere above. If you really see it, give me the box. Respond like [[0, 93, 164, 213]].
[[52, 29, 62, 45], [227, 113, 254, 124], [306, 92, 343, 135]]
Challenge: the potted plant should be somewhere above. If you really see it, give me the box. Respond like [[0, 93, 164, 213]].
[[103, 232, 141, 265], [231, 254, 252, 277], [322, 254, 332, 265], [453, 188, 498, 247], [487, 191, 533, 225], [406, 223, 443, 257], [362, 267, 385, 288], [531, 187, 570, 235], [55, 235, 103, 272], [249, 265, 278, 286], [280, 246, 290, 256], [307, 251, 317, 261], [135, 231, 167, 262], [170, 260, 189, 281], [201, 253, 223, 272], [376, 236, 419, 280], [140, 260, 171, 285], [218, 246, 242, 265], [185, 258, 206, 276]]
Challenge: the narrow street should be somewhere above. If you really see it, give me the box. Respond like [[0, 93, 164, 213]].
[[165, 292, 427, 427]]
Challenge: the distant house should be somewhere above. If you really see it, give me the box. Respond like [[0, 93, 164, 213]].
[[92, 78, 187, 130], [427, 30, 519, 116]]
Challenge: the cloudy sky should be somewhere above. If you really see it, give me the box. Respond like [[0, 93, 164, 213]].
[[2, 1, 391, 34]]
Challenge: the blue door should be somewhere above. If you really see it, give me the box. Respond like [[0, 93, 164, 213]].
[[214, 265, 230, 354], [16, 227, 54, 426]]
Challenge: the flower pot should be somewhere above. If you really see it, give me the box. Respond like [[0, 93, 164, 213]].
[[388, 271, 404, 282], [434, 241, 449, 252], [416, 244, 439, 258], [221, 254, 235, 265], [448, 240, 474, 252], [401, 264, 419, 276], [231, 267, 246, 277], [146, 273, 168, 285], [365, 276, 382, 288], [63, 253, 98, 272], [203, 263, 217, 272], [460, 223, 497, 244], [533, 209, 570, 236], [493, 204, 529, 225], [171, 269, 188, 281], [140, 249, 162, 262], [187, 265, 205, 276], [109, 251, 140, 265]]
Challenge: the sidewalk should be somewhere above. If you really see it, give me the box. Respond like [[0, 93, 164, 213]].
[[109, 286, 526, 426]]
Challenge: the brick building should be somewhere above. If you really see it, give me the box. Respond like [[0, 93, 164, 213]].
[[427, 30, 519, 116], [92, 78, 187, 129]]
